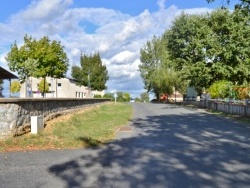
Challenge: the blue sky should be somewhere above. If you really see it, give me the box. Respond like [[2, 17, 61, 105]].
[[0, 0, 238, 98]]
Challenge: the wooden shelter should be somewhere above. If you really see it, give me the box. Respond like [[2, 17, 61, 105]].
[[0, 66, 18, 97]]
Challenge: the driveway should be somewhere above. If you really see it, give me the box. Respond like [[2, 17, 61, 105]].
[[0, 103, 250, 188]]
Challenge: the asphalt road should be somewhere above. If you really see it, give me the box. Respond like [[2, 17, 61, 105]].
[[1, 103, 250, 188]]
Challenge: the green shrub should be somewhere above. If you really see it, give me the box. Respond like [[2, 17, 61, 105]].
[[208, 80, 233, 99], [93, 94, 102, 98]]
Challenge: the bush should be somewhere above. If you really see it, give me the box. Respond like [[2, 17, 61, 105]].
[[208, 80, 232, 99], [233, 86, 250, 100], [93, 94, 103, 98]]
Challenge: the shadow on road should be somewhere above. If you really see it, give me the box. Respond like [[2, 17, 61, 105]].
[[48, 105, 250, 187]]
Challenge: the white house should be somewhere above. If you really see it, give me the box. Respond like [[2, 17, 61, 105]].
[[20, 77, 105, 98]]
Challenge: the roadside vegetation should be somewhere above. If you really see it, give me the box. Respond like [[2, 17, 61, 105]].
[[139, 1, 250, 100], [204, 109, 250, 126], [0, 103, 132, 152]]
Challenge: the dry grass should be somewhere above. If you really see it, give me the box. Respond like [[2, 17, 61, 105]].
[[0, 103, 132, 152]]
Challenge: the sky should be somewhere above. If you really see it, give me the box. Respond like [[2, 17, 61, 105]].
[[0, 0, 238, 98]]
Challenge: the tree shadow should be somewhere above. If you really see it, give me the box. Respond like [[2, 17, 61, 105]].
[[77, 136, 102, 147], [48, 103, 250, 187]]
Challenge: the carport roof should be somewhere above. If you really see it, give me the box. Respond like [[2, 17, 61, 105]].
[[0, 66, 18, 79]]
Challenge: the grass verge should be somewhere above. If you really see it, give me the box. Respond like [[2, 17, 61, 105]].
[[0, 102, 132, 152], [205, 109, 250, 124]]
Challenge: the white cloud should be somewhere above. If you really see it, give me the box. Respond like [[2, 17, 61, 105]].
[[0, 53, 9, 69], [110, 51, 136, 64], [0, 0, 213, 98], [20, 0, 73, 22], [157, 0, 166, 10]]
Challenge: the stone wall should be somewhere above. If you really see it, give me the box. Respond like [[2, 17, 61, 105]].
[[0, 98, 110, 138]]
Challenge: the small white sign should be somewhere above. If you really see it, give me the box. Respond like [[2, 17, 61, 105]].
[[114, 93, 117, 104]]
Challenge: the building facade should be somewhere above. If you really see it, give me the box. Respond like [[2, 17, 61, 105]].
[[20, 77, 104, 98]]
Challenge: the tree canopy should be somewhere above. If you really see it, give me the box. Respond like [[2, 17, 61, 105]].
[[206, 0, 250, 10], [71, 53, 109, 91], [6, 35, 69, 83], [139, 36, 184, 98], [139, 8, 250, 98], [167, 9, 250, 89], [116, 91, 130, 102]]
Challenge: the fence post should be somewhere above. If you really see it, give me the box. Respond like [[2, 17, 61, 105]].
[[245, 100, 248, 116]]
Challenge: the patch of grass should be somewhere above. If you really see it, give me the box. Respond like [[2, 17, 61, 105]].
[[0, 103, 132, 152], [206, 109, 250, 125]]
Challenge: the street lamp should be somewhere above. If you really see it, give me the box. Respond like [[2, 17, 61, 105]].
[[88, 69, 92, 98]]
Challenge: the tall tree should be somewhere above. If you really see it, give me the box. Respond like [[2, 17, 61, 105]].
[[165, 13, 213, 93], [71, 52, 108, 91], [140, 36, 167, 98], [6, 35, 69, 96], [139, 35, 186, 98], [207, 9, 250, 85], [165, 9, 250, 93]]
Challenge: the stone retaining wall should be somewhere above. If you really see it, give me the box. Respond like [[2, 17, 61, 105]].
[[0, 98, 110, 138]]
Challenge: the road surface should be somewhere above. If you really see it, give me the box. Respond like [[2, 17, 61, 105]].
[[0, 103, 250, 188]]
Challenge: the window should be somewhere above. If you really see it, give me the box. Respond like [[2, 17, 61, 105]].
[[57, 83, 61, 88], [76, 92, 78, 98]]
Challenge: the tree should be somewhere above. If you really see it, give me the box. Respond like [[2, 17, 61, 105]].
[[115, 91, 130, 102], [10, 80, 21, 94], [140, 36, 175, 98], [103, 93, 114, 101], [135, 97, 142, 102], [38, 78, 49, 95], [123, 93, 130, 102], [206, 0, 250, 11], [71, 53, 109, 91], [165, 13, 213, 94], [165, 10, 250, 93], [6, 35, 69, 96], [139, 35, 188, 98], [141, 8, 250, 97], [139, 36, 162, 98], [207, 9, 250, 85], [140, 92, 149, 102]]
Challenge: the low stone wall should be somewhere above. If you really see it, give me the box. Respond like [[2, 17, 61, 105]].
[[0, 98, 110, 138]]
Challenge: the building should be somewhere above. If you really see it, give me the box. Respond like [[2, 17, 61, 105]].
[[20, 77, 104, 98]]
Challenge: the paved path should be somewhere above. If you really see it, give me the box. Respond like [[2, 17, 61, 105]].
[[1, 103, 250, 188]]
